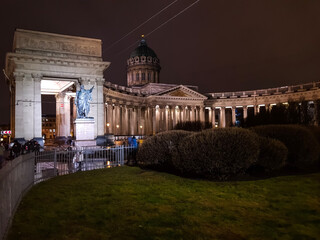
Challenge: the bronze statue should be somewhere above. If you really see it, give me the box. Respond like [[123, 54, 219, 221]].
[[75, 85, 94, 118]]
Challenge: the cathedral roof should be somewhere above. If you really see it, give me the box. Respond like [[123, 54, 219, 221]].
[[129, 36, 158, 58]]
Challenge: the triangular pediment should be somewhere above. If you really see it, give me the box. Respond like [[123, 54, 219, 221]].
[[167, 89, 192, 97], [154, 85, 207, 99]]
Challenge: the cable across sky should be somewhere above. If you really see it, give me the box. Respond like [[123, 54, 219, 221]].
[[115, 0, 201, 56], [103, 0, 179, 53]]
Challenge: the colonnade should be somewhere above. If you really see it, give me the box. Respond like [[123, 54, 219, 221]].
[[105, 103, 206, 135], [207, 101, 318, 127], [104, 102, 297, 135], [206, 105, 256, 127]]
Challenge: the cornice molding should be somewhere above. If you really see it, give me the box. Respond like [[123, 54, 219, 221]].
[[7, 52, 110, 70]]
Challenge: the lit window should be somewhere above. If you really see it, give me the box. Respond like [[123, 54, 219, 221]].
[[50, 129, 52, 132]]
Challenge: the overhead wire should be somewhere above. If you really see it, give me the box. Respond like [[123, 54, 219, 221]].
[[103, 0, 179, 53], [114, 0, 200, 56]]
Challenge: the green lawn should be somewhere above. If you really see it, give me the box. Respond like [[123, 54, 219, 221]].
[[8, 167, 320, 240]]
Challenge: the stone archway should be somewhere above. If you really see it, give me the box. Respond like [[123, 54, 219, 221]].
[[5, 29, 110, 142]]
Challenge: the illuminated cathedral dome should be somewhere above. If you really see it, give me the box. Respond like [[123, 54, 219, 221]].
[[127, 36, 161, 87], [129, 37, 158, 59]]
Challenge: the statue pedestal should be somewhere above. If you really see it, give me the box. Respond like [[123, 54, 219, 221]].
[[74, 118, 96, 147]]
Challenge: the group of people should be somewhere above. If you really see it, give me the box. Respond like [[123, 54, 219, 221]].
[[5, 139, 41, 160]]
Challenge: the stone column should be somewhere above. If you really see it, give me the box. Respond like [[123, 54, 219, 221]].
[[12, 73, 24, 139], [72, 97, 77, 136], [167, 106, 172, 130], [189, 107, 193, 121], [122, 105, 128, 135], [32, 74, 42, 139], [220, 107, 226, 128], [265, 104, 270, 112], [160, 106, 166, 132], [24, 74, 35, 140], [176, 106, 180, 124], [132, 106, 137, 135], [182, 106, 187, 123], [156, 106, 161, 133], [106, 103, 113, 134], [128, 106, 133, 135], [232, 107, 236, 126], [195, 107, 199, 121], [114, 104, 120, 135], [112, 103, 116, 134], [143, 107, 148, 135], [254, 105, 258, 115], [199, 106, 205, 122], [56, 92, 71, 137], [147, 106, 153, 135], [64, 94, 71, 137], [173, 106, 177, 128], [152, 106, 157, 135], [165, 106, 169, 131], [243, 106, 248, 120], [212, 107, 216, 127], [137, 107, 142, 134]]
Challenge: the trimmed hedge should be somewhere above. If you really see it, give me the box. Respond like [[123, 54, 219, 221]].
[[174, 121, 212, 131], [137, 130, 193, 171], [256, 137, 288, 171], [173, 128, 260, 180], [251, 125, 320, 168], [306, 126, 320, 145]]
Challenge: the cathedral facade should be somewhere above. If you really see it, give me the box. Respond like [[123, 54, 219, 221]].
[[104, 36, 320, 136]]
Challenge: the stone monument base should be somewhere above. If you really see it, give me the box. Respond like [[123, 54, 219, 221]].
[[74, 140, 96, 148], [74, 118, 95, 140], [74, 118, 96, 148]]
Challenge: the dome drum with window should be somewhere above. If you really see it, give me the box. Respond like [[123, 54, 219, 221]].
[[127, 36, 161, 87]]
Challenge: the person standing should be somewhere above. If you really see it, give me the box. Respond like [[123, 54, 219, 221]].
[[131, 136, 138, 165]]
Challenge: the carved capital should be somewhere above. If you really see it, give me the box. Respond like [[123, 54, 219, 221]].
[[13, 72, 24, 81], [79, 77, 90, 85], [96, 77, 105, 83], [32, 73, 42, 81]]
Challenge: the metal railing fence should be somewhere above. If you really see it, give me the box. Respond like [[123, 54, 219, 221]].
[[34, 145, 135, 183]]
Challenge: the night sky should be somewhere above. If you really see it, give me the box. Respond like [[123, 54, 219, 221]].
[[1, 0, 320, 124]]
